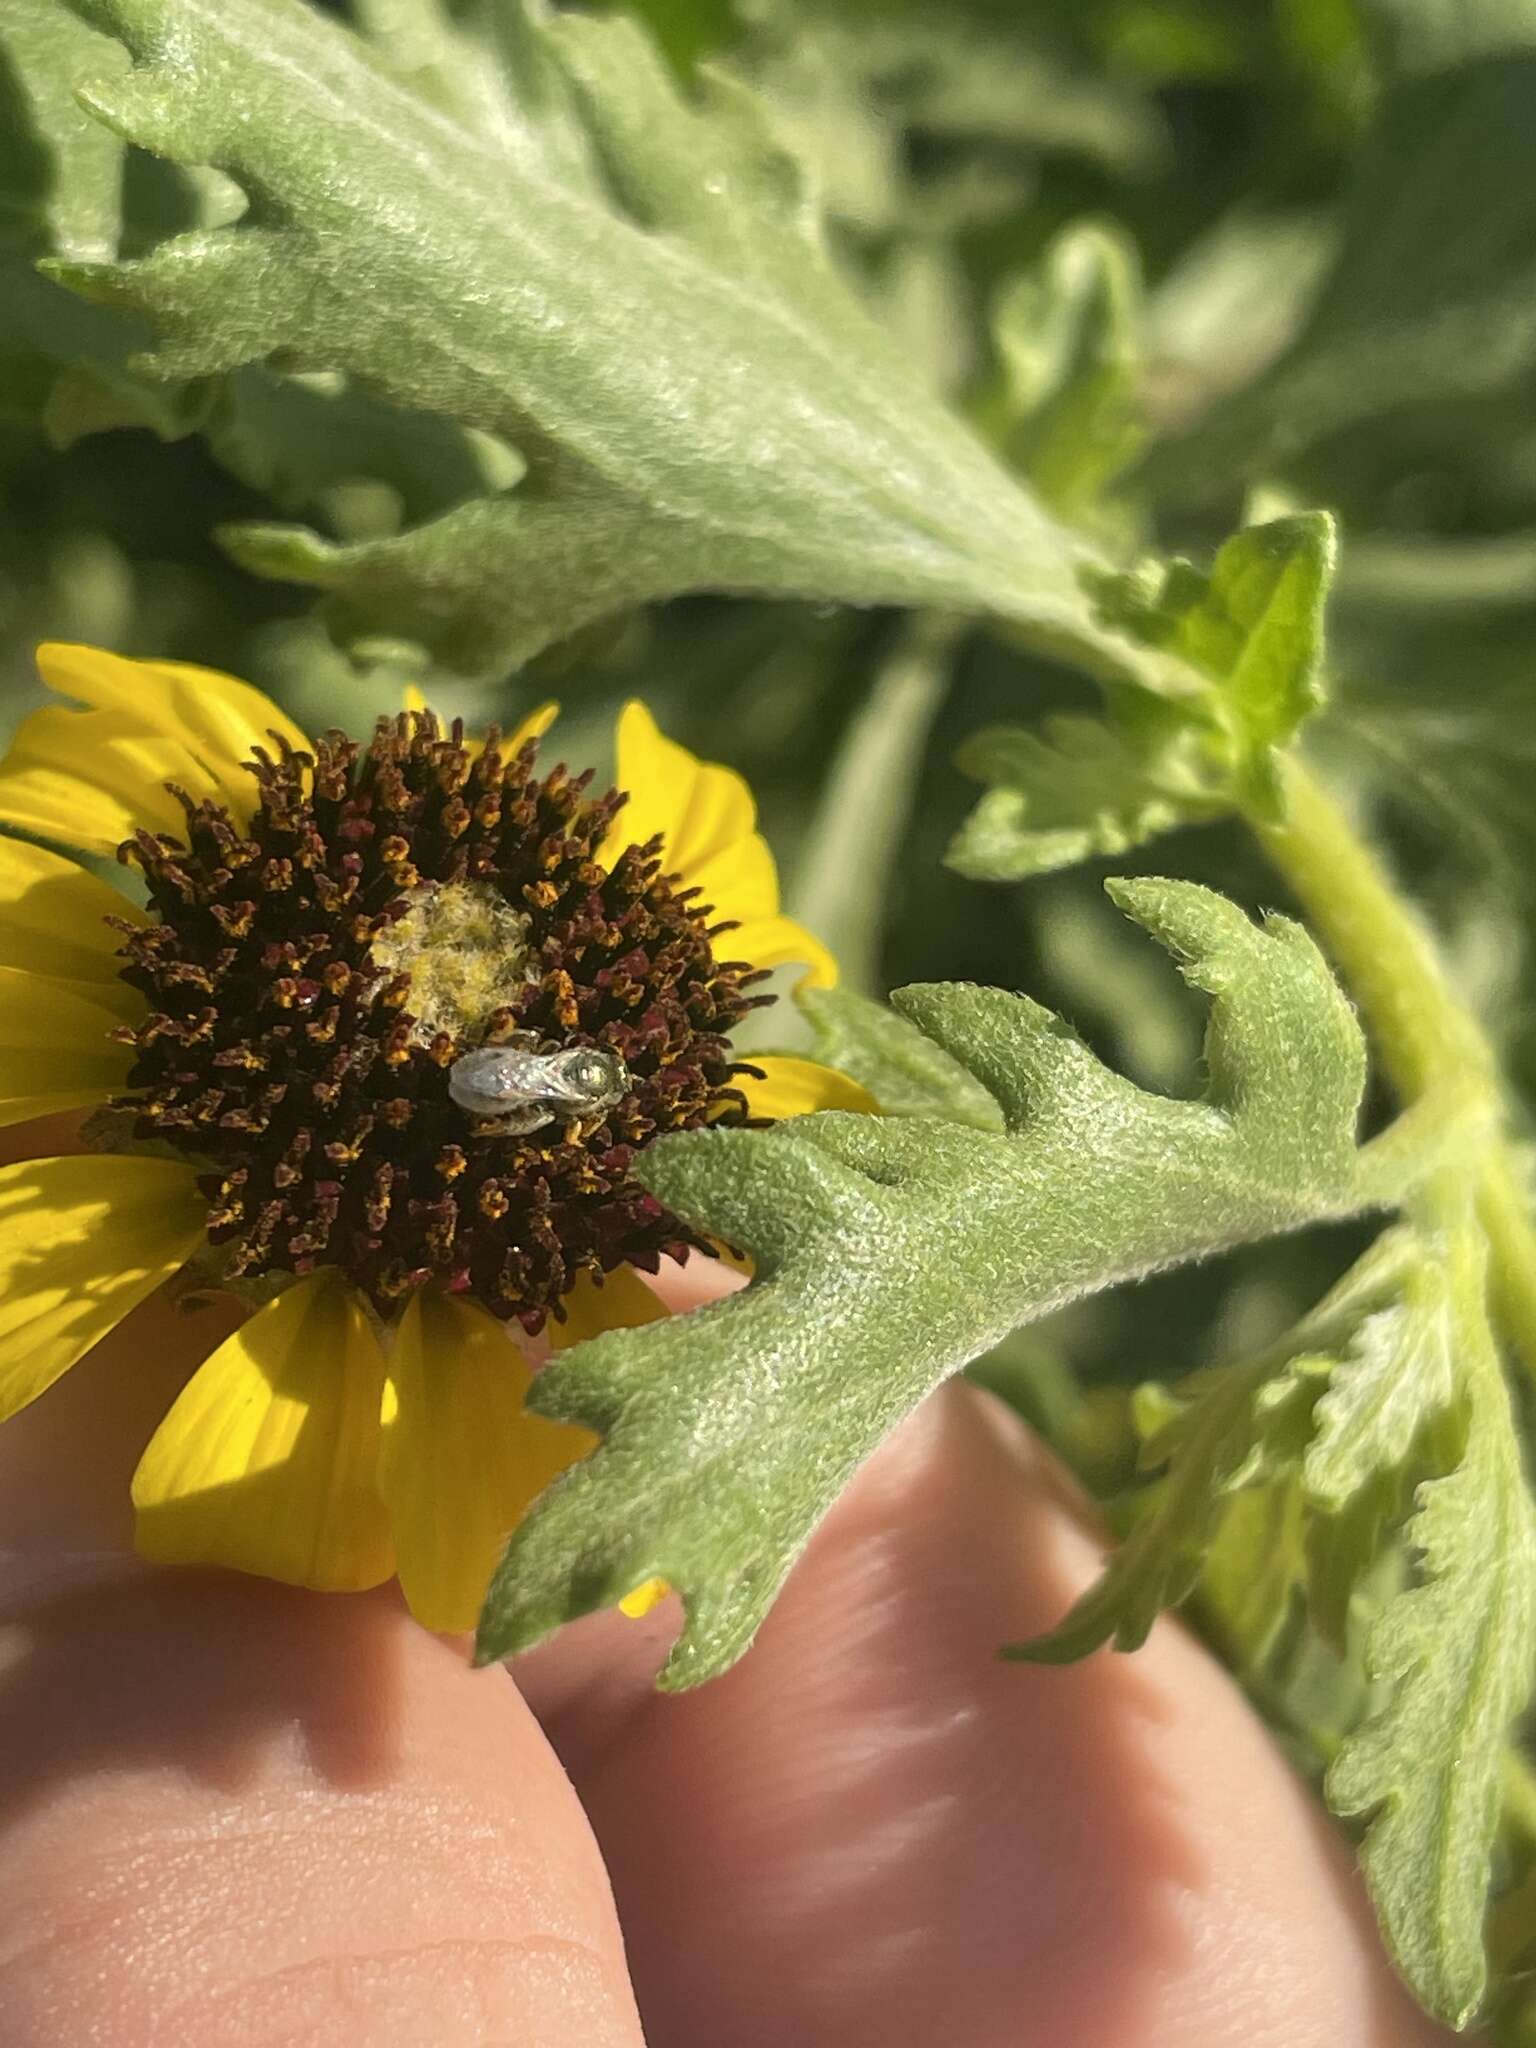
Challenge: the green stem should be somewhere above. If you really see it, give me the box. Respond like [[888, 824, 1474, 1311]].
[[787, 616, 958, 996], [1255, 756, 1536, 1381]]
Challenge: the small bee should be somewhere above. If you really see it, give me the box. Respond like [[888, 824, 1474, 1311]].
[[448, 1034, 630, 1136]]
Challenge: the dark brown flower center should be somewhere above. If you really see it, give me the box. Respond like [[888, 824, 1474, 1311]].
[[107, 713, 770, 1328]]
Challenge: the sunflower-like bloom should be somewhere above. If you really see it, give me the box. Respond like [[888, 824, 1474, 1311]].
[[0, 644, 864, 1630]]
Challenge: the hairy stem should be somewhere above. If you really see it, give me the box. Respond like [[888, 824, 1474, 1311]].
[[1255, 756, 1536, 1380]]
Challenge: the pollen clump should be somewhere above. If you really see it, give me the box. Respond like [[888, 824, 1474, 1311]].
[[369, 880, 535, 1047]]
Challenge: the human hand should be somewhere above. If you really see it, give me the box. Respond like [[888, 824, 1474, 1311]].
[[0, 1233, 1460, 2045]]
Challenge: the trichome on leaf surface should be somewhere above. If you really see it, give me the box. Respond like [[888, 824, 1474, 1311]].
[[6, 0, 1536, 2033]]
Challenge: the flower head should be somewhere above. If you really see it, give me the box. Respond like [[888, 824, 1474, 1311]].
[[0, 645, 863, 1629]]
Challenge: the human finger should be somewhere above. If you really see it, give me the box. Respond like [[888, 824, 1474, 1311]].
[[0, 1116, 647, 2048], [522, 1372, 1454, 2048]]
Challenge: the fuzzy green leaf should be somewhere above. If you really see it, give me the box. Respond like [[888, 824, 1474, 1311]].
[[475, 878, 1377, 1684], [1305, 1242, 1457, 1510], [2, 0, 124, 261], [1192, 1473, 1309, 1677], [49, 0, 1164, 677], [1008, 1222, 1422, 1662], [1289, 1222, 1449, 1648], [795, 984, 1004, 1130], [0, 0, 146, 425], [1008, 1348, 1326, 1664], [949, 510, 1335, 882], [1327, 1219, 1536, 2027], [1088, 510, 1336, 816], [947, 712, 1224, 882]]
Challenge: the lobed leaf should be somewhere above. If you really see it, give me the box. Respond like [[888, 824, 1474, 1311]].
[[1087, 511, 1336, 816], [1005, 1226, 1417, 1665], [795, 983, 1004, 1130], [1007, 1349, 1326, 1664], [1327, 1216, 1536, 2027], [947, 712, 1222, 882], [948, 510, 1335, 882], [49, 0, 1175, 679], [0, 0, 145, 427], [476, 878, 1377, 1685], [1004, 1207, 1480, 1668], [1304, 1246, 1457, 1510]]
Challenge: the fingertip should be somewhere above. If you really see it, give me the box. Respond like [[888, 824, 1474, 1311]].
[[0, 1117, 649, 2046], [542, 1381, 1454, 2048], [0, 1576, 647, 2047]]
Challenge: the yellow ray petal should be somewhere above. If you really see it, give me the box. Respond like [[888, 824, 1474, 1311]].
[[0, 705, 207, 853], [0, 838, 145, 983], [402, 687, 558, 766], [0, 644, 312, 853], [599, 703, 838, 986], [40, 643, 311, 789], [0, 1154, 204, 1423], [687, 833, 780, 924], [548, 1268, 671, 1621], [737, 1054, 877, 1121], [507, 699, 559, 756], [380, 1289, 596, 1632], [602, 701, 758, 879], [718, 913, 838, 990], [0, 964, 139, 1129], [133, 1272, 395, 1593], [549, 1261, 669, 1351]]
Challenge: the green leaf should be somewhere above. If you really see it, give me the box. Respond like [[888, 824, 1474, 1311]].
[[1280, 1221, 1468, 1652], [1008, 1347, 1325, 1664], [1294, 1217, 1459, 1650], [0, 0, 146, 426], [947, 510, 1336, 882], [1327, 1215, 1536, 2028], [1088, 510, 1336, 815], [2, 0, 124, 262], [475, 877, 1376, 1684], [946, 711, 1223, 882], [50, 0, 1158, 677], [986, 220, 1146, 524], [1009, 1221, 1420, 1662], [1304, 1241, 1457, 1510], [795, 984, 1005, 1130], [1193, 1473, 1308, 1677]]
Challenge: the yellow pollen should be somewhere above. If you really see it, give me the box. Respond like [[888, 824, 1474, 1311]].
[[369, 881, 537, 1049]]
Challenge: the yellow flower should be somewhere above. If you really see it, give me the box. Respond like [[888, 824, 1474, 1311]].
[[0, 644, 869, 1631]]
